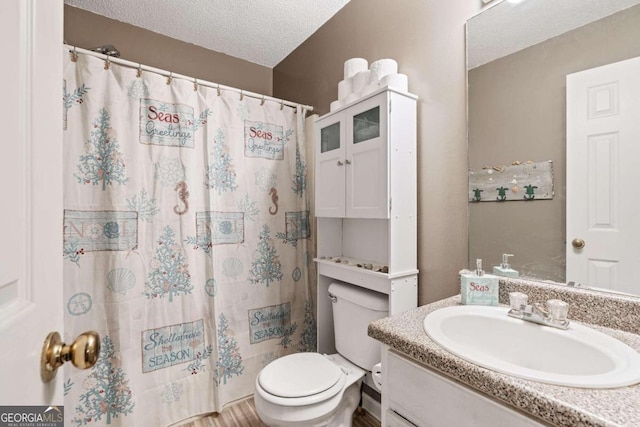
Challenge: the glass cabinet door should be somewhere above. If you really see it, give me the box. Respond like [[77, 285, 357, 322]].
[[353, 106, 380, 144], [320, 122, 341, 153], [345, 92, 389, 219], [315, 116, 346, 218]]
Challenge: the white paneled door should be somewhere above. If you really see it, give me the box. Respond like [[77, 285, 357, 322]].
[[566, 56, 640, 293], [0, 0, 64, 404]]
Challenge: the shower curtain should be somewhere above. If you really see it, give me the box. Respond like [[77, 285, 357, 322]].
[[62, 48, 315, 426]]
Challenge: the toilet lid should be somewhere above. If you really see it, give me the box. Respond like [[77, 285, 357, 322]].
[[259, 353, 343, 398]]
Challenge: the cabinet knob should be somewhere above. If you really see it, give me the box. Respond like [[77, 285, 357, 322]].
[[337, 160, 344, 166], [345, 159, 352, 165]]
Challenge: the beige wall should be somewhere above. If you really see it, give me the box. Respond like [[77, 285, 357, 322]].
[[468, 5, 640, 282], [64, 5, 272, 95], [273, 0, 482, 304]]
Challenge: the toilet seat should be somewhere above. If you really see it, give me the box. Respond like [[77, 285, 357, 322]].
[[256, 353, 347, 407]]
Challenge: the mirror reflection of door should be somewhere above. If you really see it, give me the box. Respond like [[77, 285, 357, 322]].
[[467, 1, 640, 293], [566, 56, 640, 293]]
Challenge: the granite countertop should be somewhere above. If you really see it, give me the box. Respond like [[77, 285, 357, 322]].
[[368, 295, 640, 427]]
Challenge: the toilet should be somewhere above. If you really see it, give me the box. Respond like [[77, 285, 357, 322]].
[[254, 282, 388, 426]]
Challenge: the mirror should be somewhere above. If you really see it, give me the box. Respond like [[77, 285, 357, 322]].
[[467, 0, 640, 294]]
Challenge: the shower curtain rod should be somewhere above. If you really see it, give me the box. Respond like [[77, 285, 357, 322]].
[[63, 44, 314, 113]]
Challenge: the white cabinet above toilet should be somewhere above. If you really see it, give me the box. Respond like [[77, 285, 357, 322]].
[[313, 87, 418, 356]]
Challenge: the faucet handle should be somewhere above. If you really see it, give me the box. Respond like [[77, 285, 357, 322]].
[[547, 299, 569, 323], [509, 292, 528, 312]]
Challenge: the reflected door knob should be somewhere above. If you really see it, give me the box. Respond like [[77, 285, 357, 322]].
[[572, 238, 586, 249], [41, 331, 100, 383]]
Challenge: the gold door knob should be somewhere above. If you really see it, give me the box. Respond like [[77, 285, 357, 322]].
[[572, 238, 586, 249], [41, 331, 100, 383]]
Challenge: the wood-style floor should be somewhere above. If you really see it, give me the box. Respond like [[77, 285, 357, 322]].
[[178, 397, 381, 427]]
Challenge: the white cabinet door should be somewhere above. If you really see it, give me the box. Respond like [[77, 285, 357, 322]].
[[346, 92, 389, 218], [315, 115, 347, 217], [315, 91, 390, 219]]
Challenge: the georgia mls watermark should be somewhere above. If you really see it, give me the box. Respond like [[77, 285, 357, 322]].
[[0, 406, 63, 427]]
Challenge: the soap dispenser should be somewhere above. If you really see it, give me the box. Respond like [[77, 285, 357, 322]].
[[461, 259, 499, 306], [493, 253, 519, 278]]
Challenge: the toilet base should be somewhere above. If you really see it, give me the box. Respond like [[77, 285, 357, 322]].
[[327, 381, 362, 427], [255, 380, 362, 427]]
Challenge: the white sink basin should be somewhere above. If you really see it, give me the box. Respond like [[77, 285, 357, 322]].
[[423, 305, 640, 388]]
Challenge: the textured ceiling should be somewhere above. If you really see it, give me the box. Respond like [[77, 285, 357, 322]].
[[64, 0, 351, 68], [467, 0, 640, 69]]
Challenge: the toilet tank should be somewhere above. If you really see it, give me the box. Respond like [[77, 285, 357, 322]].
[[329, 282, 389, 371]]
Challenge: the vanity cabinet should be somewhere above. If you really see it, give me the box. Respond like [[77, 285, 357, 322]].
[[314, 88, 418, 372], [382, 348, 546, 427]]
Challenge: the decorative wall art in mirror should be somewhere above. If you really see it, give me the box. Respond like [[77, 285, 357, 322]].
[[467, 0, 640, 295]]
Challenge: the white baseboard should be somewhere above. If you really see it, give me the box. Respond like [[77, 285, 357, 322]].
[[361, 392, 381, 422]]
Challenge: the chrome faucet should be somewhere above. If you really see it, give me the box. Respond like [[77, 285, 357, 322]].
[[507, 292, 570, 330]]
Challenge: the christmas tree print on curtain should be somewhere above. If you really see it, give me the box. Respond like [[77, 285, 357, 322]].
[[237, 194, 259, 222], [126, 189, 159, 222], [249, 224, 283, 287], [75, 108, 127, 191], [279, 322, 298, 349], [63, 80, 89, 130], [126, 80, 149, 99], [72, 336, 134, 426], [298, 300, 317, 352], [292, 140, 307, 197], [214, 313, 244, 385], [205, 129, 238, 194], [183, 344, 213, 375], [144, 225, 192, 302]]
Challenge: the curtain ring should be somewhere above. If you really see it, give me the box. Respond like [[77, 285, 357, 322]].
[[136, 64, 142, 78], [239, 90, 244, 101], [166, 72, 173, 85], [280, 99, 284, 110], [70, 46, 78, 63], [193, 78, 198, 91], [260, 96, 266, 106], [216, 84, 221, 96], [103, 56, 111, 70]]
